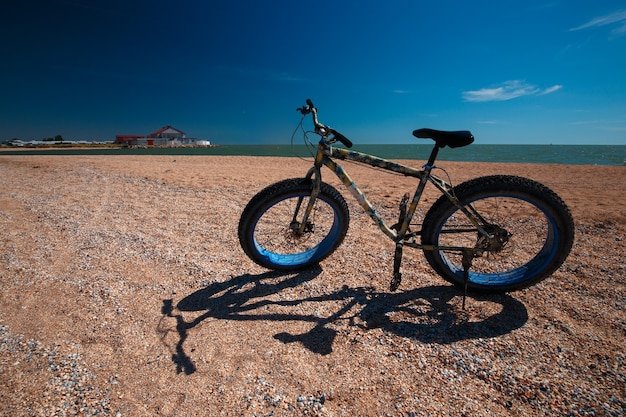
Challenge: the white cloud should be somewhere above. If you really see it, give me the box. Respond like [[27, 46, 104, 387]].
[[539, 85, 563, 95], [569, 9, 626, 33], [462, 80, 562, 102]]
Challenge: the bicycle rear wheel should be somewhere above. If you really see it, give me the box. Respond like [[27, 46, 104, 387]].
[[238, 178, 349, 271], [422, 175, 574, 293]]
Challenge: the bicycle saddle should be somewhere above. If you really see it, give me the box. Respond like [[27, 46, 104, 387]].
[[413, 128, 474, 148]]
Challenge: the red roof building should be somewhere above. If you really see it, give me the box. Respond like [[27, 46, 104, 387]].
[[114, 126, 210, 147], [147, 126, 186, 139]]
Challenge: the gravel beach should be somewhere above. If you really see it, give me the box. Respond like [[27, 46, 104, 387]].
[[1, 155, 624, 416]]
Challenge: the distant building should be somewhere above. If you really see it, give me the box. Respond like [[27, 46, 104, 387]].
[[115, 134, 144, 144], [115, 126, 210, 147]]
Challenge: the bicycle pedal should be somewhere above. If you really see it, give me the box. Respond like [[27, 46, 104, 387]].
[[398, 193, 409, 217], [389, 272, 402, 292]]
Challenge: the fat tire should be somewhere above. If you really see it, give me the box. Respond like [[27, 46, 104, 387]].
[[238, 178, 349, 270], [422, 175, 574, 293]]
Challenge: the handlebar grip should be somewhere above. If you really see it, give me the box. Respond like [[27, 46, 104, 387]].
[[331, 129, 353, 148], [297, 99, 315, 115]]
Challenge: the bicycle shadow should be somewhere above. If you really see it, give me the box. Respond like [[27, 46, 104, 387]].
[[158, 267, 528, 375]]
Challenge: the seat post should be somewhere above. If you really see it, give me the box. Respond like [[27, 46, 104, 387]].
[[426, 145, 440, 168]]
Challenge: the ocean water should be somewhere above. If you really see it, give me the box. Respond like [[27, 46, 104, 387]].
[[2, 144, 624, 165]]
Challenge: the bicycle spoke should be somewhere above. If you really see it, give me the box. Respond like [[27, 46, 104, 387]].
[[438, 197, 549, 278], [255, 196, 335, 255]]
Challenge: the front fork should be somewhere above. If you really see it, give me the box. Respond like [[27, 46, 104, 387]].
[[291, 165, 322, 235]]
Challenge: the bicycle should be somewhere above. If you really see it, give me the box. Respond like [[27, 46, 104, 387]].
[[238, 99, 575, 300]]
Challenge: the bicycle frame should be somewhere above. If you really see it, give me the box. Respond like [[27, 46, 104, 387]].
[[301, 139, 485, 252]]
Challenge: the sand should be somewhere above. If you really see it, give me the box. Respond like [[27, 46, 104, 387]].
[[0, 155, 624, 416]]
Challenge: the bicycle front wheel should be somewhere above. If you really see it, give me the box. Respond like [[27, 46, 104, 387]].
[[422, 175, 574, 293], [238, 178, 350, 271]]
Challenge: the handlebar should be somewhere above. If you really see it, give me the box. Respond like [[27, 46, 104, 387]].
[[297, 99, 353, 148], [329, 128, 353, 148]]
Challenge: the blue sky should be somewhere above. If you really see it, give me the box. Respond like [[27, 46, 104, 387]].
[[1, 1, 625, 144]]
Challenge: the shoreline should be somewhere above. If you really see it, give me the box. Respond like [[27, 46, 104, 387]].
[[1, 143, 625, 166]]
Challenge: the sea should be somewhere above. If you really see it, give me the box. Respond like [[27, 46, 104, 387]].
[[1, 144, 624, 166]]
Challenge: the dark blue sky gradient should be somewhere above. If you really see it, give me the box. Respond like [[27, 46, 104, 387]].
[[2, 0, 625, 144]]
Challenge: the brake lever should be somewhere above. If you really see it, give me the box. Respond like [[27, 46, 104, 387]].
[[297, 104, 311, 115]]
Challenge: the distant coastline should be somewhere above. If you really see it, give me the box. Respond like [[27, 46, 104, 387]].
[[0, 141, 217, 150], [1, 143, 624, 166]]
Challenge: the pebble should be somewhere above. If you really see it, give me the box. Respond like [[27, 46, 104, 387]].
[[1, 158, 624, 416], [0, 325, 115, 416]]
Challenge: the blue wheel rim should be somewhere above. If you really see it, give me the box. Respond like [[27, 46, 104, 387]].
[[252, 194, 343, 267], [440, 195, 560, 286]]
